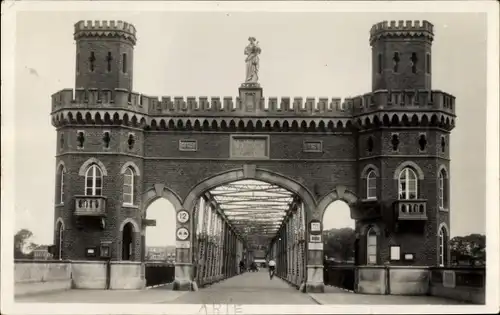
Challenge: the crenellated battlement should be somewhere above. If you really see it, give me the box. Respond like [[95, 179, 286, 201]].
[[74, 20, 137, 44], [370, 20, 434, 45], [51, 88, 351, 117], [51, 88, 455, 118], [351, 89, 455, 116]]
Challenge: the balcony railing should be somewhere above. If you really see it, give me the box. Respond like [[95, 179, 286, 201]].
[[74, 196, 107, 216], [395, 199, 427, 220]]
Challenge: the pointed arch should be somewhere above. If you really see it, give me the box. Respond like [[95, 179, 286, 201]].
[[317, 186, 359, 222], [119, 218, 140, 232], [54, 217, 65, 231], [56, 160, 67, 173], [142, 184, 183, 215], [360, 164, 380, 178], [78, 157, 108, 176], [360, 223, 381, 236], [120, 161, 141, 176], [393, 161, 424, 180]]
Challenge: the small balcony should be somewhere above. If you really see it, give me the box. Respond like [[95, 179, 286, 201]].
[[395, 199, 427, 220], [74, 196, 107, 216]]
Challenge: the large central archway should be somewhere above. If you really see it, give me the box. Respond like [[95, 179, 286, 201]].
[[177, 166, 318, 291]]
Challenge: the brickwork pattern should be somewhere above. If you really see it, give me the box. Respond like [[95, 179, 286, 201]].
[[51, 19, 455, 273]]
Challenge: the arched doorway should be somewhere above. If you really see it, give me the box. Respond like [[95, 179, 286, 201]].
[[54, 219, 64, 260], [122, 222, 134, 261]]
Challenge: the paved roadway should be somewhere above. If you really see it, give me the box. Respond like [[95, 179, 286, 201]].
[[17, 269, 465, 305], [164, 270, 318, 305]]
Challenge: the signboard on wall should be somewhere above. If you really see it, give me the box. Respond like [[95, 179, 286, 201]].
[[308, 242, 323, 251], [176, 241, 191, 249], [309, 220, 322, 234], [310, 235, 321, 243]]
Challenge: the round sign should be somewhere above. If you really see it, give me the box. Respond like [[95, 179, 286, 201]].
[[176, 227, 190, 240], [177, 210, 190, 223]]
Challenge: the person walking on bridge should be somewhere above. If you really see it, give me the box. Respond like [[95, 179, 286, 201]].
[[268, 258, 276, 279]]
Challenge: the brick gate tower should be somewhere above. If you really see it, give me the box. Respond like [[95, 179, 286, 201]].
[[50, 19, 456, 291], [52, 20, 143, 263], [353, 20, 455, 266]]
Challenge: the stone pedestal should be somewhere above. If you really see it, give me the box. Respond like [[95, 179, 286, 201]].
[[238, 83, 263, 112], [305, 265, 325, 293], [173, 263, 197, 291]]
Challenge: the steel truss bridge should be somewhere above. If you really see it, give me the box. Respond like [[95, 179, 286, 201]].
[[193, 180, 307, 288]]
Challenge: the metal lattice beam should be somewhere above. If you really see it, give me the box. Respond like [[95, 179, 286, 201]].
[[206, 180, 298, 246]]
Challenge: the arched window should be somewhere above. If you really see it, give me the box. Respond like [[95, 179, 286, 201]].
[[438, 225, 449, 266], [123, 167, 134, 205], [55, 220, 64, 260], [366, 170, 377, 200], [398, 167, 418, 200], [57, 166, 65, 204], [367, 227, 377, 265], [58, 223, 64, 260], [85, 164, 103, 196], [438, 169, 448, 209]]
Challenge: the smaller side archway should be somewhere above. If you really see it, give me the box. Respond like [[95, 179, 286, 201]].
[[141, 184, 182, 265]]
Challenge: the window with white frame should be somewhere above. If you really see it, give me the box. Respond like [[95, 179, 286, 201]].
[[438, 169, 448, 209], [438, 226, 448, 266], [123, 167, 134, 205], [84, 164, 103, 196], [367, 227, 377, 265], [398, 167, 418, 200], [57, 166, 65, 204], [366, 170, 377, 199]]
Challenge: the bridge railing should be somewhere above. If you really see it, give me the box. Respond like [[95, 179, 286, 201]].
[[429, 266, 485, 304], [323, 263, 356, 291], [144, 262, 175, 287]]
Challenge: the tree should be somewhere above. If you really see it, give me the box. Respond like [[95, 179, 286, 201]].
[[450, 233, 486, 266], [14, 229, 36, 259], [323, 227, 356, 262]]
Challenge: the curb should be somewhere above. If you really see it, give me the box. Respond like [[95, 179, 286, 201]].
[[145, 282, 173, 290]]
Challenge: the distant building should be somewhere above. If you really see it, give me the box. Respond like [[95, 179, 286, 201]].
[[146, 246, 175, 263], [32, 245, 53, 260]]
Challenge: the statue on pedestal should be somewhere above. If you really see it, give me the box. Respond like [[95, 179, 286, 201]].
[[244, 37, 261, 84]]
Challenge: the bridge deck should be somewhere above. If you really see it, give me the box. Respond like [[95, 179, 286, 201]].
[[17, 270, 465, 305]]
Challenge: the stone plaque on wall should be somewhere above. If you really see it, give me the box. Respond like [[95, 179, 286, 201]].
[[179, 139, 197, 152], [230, 135, 269, 159], [303, 140, 323, 153]]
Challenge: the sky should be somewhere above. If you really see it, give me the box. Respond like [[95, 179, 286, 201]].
[[12, 10, 487, 246]]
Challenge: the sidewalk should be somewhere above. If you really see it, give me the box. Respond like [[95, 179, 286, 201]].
[[309, 285, 467, 305], [16, 283, 187, 304]]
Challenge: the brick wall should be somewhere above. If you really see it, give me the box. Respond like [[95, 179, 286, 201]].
[[55, 123, 451, 266], [371, 39, 432, 91], [76, 38, 134, 91]]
